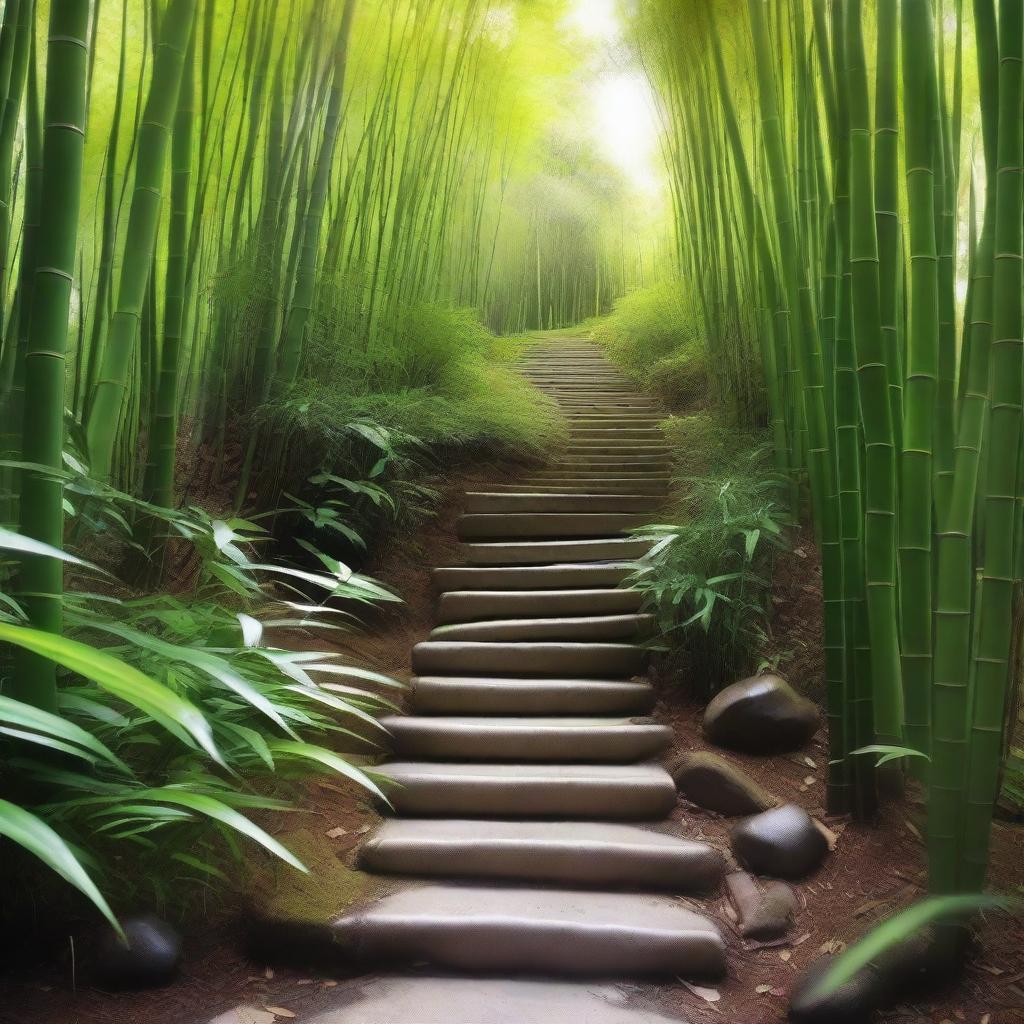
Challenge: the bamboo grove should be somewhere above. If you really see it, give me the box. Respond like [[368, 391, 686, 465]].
[[633, 0, 1023, 898], [0, 4, 662, 708]]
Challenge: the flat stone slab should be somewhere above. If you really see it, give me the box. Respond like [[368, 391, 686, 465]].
[[360, 819, 722, 890], [411, 640, 646, 677], [330, 885, 726, 977], [457, 512, 650, 540], [437, 588, 643, 623], [429, 613, 654, 643], [464, 492, 659, 513], [298, 977, 689, 1024], [411, 676, 657, 715], [379, 715, 672, 761], [375, 761, 678, 818], [460, 536, 652, 565], [432, 563, 635, 591]]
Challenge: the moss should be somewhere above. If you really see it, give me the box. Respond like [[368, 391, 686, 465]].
[[246, 828, 374, 924]]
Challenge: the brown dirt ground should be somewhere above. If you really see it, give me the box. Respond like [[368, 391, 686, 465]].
[[3, 460, 1023, 1024]]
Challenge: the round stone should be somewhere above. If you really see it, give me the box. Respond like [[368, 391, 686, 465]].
[[703, 674, 819, 754], [730, 803, 828, 879], [93, 914, 182, 989]]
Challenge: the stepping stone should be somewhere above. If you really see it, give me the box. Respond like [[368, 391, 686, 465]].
[[360, 819, 723, 891], [459, 537, 652, 565], [669, 750, 779, 815], [411, 676, 657, 715], [412, 640, 646, 677], [704, 674, 820, 754], [379, 715, 672, 761], [436, 588, 643, 622], [329, 885, 726, 977], [463, 492, 659, 513], [432, 563, 635, 591], [456, 512, 650, 540], [296, 976, 688, 1024], [429, 613, 654, 642], [730, 804, 829, 879], [375, 762, 678, 818]]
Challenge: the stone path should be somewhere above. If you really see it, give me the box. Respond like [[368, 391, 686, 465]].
[[265, 341, 726, 1021]]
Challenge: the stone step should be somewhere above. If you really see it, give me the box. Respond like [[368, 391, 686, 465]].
[[429, 613, 654, 643], [457, 512, 649, 540], [437, 588, 643, 622], [379, 715, 672, 761], [463, 492, 659, 513], [459, 536, 652, 565], [412, 640, 647, 677], [411, 675, 656, 715], [360, 819, 723, 891], [484, 480, 668, 495], [329, 885, 726, 977], [433, 563, 635, 591], [570, 428, 666, 439], [295, 976, 686, 1024], [556, 454, 672, 465], [376, 762, 678, 818]]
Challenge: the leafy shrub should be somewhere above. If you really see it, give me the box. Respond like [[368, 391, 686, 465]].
[[629, 446, 788, 695], [591, 281, 703, 392], [0, 457, 399, 926], [648, 347, 709, 408]]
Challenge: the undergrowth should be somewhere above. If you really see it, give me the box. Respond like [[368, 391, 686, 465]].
[[0, 452, 399, 932]]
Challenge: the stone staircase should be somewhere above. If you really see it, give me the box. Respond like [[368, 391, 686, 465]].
[[266, 340, 724, 1022]]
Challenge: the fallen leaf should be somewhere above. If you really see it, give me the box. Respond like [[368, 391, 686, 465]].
[[263, 1007, 296, 1020], [755, 984, 773, 994], [819, 938, 846, 955], [813, 819, 840, 850], [795, 547, 807, 558], [792, 932, 811, 946], [321, 981, 337, 988], [981, 1014, 991, 1024], [770, 987, 786, 997], [679, 979, 721, 1003], [854, 899, 886, 918], [904, 818, 924, 842], [803, 775, 816, 786], [779, 950, 792, 962], [264, 968, 274, 980], [799, 785, 809, 793], [325, 826, 348, 839], [978, 964, 1004, 975], [354, 824, 371, 834], [221, 1008, 274, 1024], [804, 757, 817, 768]]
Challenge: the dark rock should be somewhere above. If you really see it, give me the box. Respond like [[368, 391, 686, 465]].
[[724, 871, 798, 941], [730, 804, 828, 879], [93, 914, 181, 990], [788, 955, 884, 1023], [704, 674, 819, 754], [669, 751, 778, 815], [788, 930, 963, 1023]]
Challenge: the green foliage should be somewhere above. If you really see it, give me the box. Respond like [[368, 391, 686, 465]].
[[0, 462, 398, 921], [629, 446, 788, 694], [254, 303, 564, 502], [807, 895, 1011, 1001]]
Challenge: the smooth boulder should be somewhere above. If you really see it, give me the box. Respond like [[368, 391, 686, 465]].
[[730, 804, 828, 879], [669, 750, 778, 815], [704, 674, 819, 754], [93, 914, 182, 989]]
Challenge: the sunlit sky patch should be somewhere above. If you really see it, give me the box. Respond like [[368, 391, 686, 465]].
[[563, 0, 664, 197]]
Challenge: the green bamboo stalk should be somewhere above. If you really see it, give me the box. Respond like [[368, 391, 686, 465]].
[[84, 0, 196, 481], [845, 0, 903, 763], [898, 0, 941, 780], [961, 0, 1023, 893], [10, 0, 91, 711]]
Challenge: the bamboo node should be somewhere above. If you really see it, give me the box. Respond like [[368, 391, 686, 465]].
[[49, 34, 88, 49], [34, 266, 74, 283]]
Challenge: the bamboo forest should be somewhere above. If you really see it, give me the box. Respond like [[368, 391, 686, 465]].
[[0, 0, 1023, 1021]]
